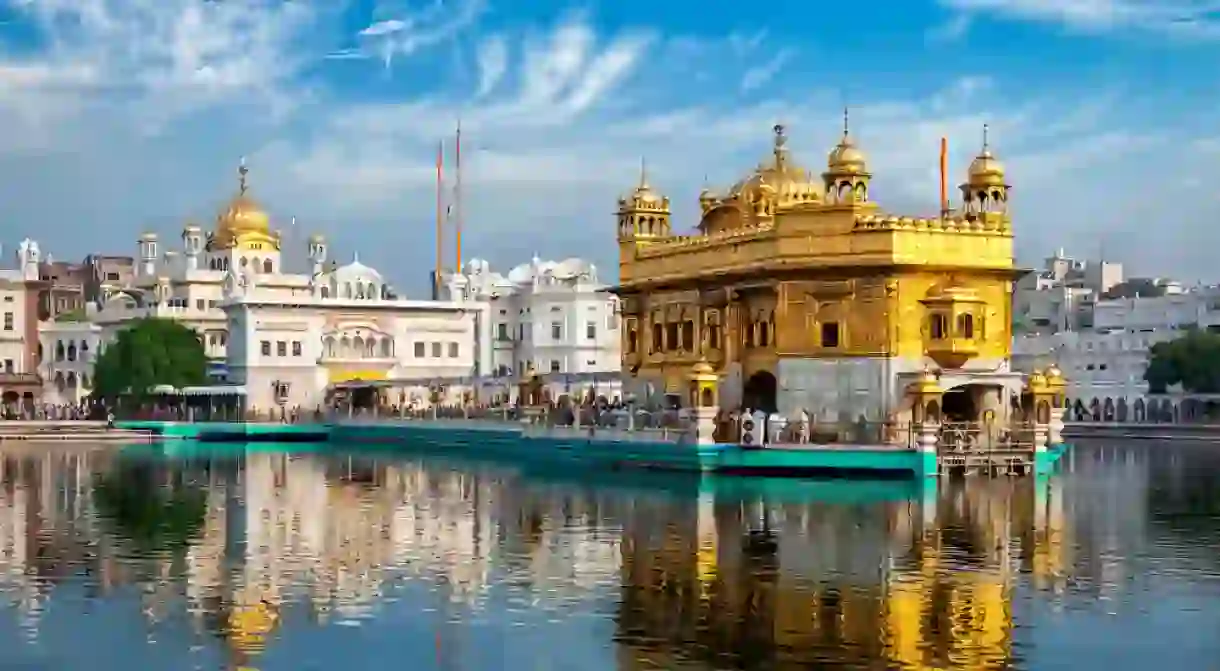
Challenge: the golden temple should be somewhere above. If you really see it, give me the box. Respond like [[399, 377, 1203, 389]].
[[613, 115, 1025, 422]]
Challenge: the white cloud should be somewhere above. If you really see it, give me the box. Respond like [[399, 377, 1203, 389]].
[[474, 35, 507, 97], [740, 48, 794, 93], [0, 1, 1209, 290], [939, 0, 1220, 37]]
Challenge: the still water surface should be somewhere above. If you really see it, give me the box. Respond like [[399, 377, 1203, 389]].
[[0, 441, 1216, 670]]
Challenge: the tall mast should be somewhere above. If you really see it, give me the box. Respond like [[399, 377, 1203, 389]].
[[435, 140, 444, 298], [455, 120, 463, 275], [939, 136, 949, 218]]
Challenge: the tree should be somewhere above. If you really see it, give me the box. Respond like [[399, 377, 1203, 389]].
[[92, 317, 209, 401], [1144, 330, 1220, 394]]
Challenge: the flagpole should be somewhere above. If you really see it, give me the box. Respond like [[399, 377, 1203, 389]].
[[455, 119, 462, 275], [435, 140, 444, 299]]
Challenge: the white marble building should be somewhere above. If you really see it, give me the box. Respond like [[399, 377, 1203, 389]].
[[60, 161, 481, 409], [1011, 288, 1220, 418], [38, 321, 102, 404], [441, 257, 621, 391]]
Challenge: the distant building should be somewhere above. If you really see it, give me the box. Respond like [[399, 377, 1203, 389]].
[[36, 258, 88, 321], [1013, 248, 1123, 333], [441, 257, 622, 399]]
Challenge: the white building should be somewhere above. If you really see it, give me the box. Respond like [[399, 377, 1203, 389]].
[[1013, 249, 1123, 333], [58, 161, 482, 410], [442, 257, 622, 398], [1011, 288, 1220, 419], [38, 321, 102, 404]]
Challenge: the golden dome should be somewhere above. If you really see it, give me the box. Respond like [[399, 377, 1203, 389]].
[[618, 159, 669, 210], [825, 110, 869, 174], [727, 124, 819, 202], [966, 125, 1006, 185], [211, 160, 279, 250], [827, 137, 867, 172]]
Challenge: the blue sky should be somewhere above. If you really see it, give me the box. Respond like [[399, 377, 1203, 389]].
[[0, 0, 1215, 295]]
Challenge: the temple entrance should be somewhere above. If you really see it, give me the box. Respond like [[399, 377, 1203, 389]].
[[941, 386, 978, 422], [350, 386, 377, 410], [742, 371, 778, 414]]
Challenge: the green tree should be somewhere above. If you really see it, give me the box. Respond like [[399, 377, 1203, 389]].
[[91, 317, 208, 401], [1145, 330, 1220, 393]]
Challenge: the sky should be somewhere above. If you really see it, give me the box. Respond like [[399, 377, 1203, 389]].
[[0, 0, 1215, 296]]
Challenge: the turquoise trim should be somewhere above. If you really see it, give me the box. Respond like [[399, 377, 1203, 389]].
[[116, 420, 1065, 480], [1035, 442, 1071, 475]]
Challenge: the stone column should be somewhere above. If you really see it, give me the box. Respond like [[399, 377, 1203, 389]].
[[687, 359, 720, 445], [907, 367, 943, 456], [1045, 365, 1067, 447], [1025, 369, 1054, 454]]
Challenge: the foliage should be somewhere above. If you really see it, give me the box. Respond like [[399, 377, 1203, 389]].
[[91, 317, 208, 401], [93, 457, 207, 554], [54, 308, 87, 322], [1144, 330, 1220, 394]]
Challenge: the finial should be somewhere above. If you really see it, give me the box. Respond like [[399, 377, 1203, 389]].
[[981, 123, 990, 152], [238, 156, 249, 195], [842, 107, 850, 139], [772, 124, 788, 165], [638, 157, 649, 188], [353, 251, 359, 263]]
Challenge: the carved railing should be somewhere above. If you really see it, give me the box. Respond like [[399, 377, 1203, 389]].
[[936, 421, 1036, 455]]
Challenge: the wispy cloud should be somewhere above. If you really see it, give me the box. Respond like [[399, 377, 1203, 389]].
[[474, 35, 507, 97], [740, 48, 794, 93], [0, 2, 1207, 287], [926, 13, 972, 42], [939, 0, 1220, 37]]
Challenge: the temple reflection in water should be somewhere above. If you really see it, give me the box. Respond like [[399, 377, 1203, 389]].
[[0, 445, 1070, 670], [614, 477, 1068, 670]]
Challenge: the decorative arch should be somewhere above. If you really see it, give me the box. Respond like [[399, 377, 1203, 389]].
[[67, 342, 77, 362], [1134, 398, 1146, 422], [263, 259, 273, 273], [323, 336, 337, 358], [379, 337, 393, 358], [1116, 398, 1129, 422], [54, 372, 65, 393], [1089, 398, 1101, 421], [55, 341, 65, 362], [1103, 397, 1115, 422]]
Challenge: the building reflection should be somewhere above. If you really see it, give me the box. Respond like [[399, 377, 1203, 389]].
[[614, 478, 1069, 670], [0, 445, 1076, 670]]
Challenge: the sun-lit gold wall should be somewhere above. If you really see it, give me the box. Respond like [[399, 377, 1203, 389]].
[[614, 122, 1021, 385]]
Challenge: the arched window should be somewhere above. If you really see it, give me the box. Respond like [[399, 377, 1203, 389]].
[[956, 313, 974, 339], [67, 343, 77, 362], [929, 314, 948, 340], [251, 257, 261, 273], [320, 286, 330, 299], [364, 338, 375, 358], [353, 336, 365, 358], [380, 338, 393, 358], [324, 336, 336, 358], [55, 341, 65, 362], [356, 283, 365, 299], [340, 336, 351, 357], [263, 259, 273, 273], [240, 257, 249, 268], [344, 282, 352, 298]]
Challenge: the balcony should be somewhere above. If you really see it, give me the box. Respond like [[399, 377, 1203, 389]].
[[921, 285, 984, 370]]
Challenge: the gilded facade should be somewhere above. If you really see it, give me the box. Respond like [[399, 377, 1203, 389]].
[[613, 118, 1026, 421]]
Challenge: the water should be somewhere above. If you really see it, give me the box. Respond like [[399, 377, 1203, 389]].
[[0, 441, 1216, 670]]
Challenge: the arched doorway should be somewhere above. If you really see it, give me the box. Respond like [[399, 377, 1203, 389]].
[[941, 386, 977, 422], [1134, 398, 1146, 422], [350, 386, 377, 410], [742, 371, 778, 414]]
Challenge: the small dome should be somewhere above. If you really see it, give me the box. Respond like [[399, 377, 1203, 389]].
[[182, 223, 202, 235], [139, 231, 157, 241], [967, 149, 1006, 185], [308, 233, 325, 244], [827, 135, 867, 173]]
